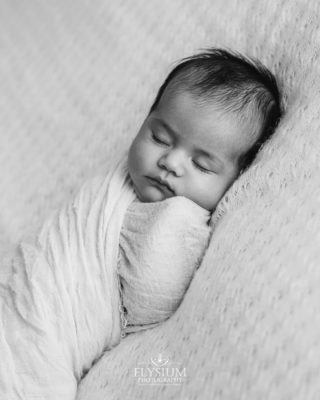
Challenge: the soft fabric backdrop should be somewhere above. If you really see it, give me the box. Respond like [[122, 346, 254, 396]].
[[1, 0, 320, 399]]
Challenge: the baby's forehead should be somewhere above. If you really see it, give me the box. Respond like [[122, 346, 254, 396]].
[[158, 87, 252, 131], [184, 89, 260, 142]]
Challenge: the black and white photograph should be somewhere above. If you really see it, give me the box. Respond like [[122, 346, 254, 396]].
[[0, 0, 319, 399]]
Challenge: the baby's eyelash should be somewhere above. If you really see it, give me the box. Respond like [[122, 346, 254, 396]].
[[192, 160, 212, 174], [151, 131, 170, 146]]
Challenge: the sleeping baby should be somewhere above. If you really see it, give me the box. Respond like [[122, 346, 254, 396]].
[[120, 47, 281, 333], [0, 48, 281, 399]]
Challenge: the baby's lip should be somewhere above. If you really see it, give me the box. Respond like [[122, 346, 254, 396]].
[[147, 176, 175, 195]]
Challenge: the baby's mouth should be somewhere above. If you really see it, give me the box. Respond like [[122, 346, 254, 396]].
[[146, 176, 175, 195]]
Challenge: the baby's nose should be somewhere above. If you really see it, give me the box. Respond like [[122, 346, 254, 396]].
[[158, 150, 184, 177]]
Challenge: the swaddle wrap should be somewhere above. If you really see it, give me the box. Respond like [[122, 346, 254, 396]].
[[0, 157, 136, 399], [118, 198, 212, 333], [0, 155, 212, 399]]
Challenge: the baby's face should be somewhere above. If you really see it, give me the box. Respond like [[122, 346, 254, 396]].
[[128, 89, 254, 211]]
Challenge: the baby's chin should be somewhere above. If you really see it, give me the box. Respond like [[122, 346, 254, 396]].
[[135, 184, 173, 203]]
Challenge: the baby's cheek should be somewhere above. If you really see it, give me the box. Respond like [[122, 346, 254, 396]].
[[179, 177, 203, 205], [142, 143, 160, 168], [128, 141, 145, 174], [195, 176, 222, 209], [212, 175, 235, 204]]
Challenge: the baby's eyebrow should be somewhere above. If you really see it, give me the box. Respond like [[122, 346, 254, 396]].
[[196, 148, 215, 161], [151, 117, 178, 137]]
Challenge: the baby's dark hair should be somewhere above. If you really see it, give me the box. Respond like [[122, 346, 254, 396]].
[[149, 48, 281, 172]]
